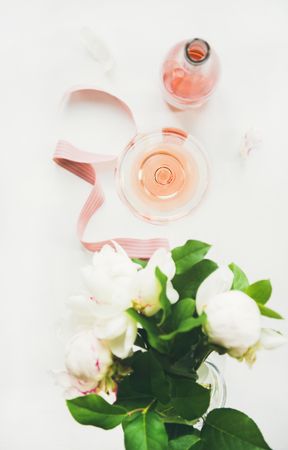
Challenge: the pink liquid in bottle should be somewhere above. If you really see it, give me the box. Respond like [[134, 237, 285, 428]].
[[161, 38, 220, 109]]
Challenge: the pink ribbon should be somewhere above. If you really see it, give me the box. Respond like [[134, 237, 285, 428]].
[[53, 87, 169, 258]]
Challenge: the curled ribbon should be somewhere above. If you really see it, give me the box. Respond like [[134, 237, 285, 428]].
[[53, 86, 170, 258]]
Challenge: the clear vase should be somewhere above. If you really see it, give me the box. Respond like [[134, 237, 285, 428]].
[[161, 38, 220, 109], [195, 360, 227, 428]]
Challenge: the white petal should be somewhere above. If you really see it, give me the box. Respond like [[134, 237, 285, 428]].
[[95, 244, 114, 257], [52, 370, 87, 399], [93, 314, 128, 340], [166, 281, 179, 304], [133, 268, 161, 316], [67, 294, 121, 321], [64, 386, 84, 400], [134, 268, 159, 302], [80, 27, 114, 73], [92, 244, 114, 267], [259, 328, 286, 350], [107, 316, 137, 358], [196, 266, 234, 314], [148, 248, 176, 279], [67, 295, 97, 320], [82, 266, 112, 302], [90, 303, 124, 319], [240, 128, 262, 158], [147, 248, 165, 269], [110, 240, 129, 258], [52, 370, 73, 389]]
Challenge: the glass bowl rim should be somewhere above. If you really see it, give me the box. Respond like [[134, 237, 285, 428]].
[[115, 128, 210, 224]]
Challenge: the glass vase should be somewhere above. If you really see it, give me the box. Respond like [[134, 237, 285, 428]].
[[195, 360, 227, 428]]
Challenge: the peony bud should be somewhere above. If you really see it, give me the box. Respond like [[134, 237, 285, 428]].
[[204, 290, 261, 356], [196, 266, 261, 357]]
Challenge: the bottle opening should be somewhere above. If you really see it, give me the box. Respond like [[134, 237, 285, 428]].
[[185, 38, 210, 64]]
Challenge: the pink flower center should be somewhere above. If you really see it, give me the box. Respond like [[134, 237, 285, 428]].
[[95, 359, 101, 372]]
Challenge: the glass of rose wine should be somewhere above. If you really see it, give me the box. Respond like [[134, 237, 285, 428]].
[[115, 128, 209, 223]]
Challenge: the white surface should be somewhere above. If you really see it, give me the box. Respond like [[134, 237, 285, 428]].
[[1, 0, 288, 449]]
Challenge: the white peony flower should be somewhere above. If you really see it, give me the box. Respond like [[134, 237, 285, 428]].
[[56, 331, 113, 398], [196, 266, 261, 358], [82, 243, 140, 318], [64, 243, 139, 359], [64, 293, 137, 359], [132, 248, 179, 317]]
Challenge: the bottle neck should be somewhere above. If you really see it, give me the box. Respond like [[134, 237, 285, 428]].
[[183, 38, 211, 70]]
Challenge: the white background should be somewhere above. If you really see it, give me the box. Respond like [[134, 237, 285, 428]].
[[1, 0, 288, 449]]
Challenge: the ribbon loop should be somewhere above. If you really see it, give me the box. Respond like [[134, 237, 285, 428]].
[[53, 88, 170, 258]]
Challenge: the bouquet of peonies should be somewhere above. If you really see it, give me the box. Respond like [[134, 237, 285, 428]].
[[57, 240, 285, 450]]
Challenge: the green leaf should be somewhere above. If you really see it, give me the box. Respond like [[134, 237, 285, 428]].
[[127, 308, 169, 354], [171, 378, 210, 421], [116, 376, 154, 410], [129, 351, 170, 404], [245, 280, 272, 304], [166, 423, 200, 440], [201, 408, 271, 450], [173, 260, 218, 299], [172, 240, 211, 275], [159, 298, 198, 340], [123, 411, 168, 450], [66, 395, 126, 430], [173, 298, 196, 320], [169, 434, 201, 450], [229, 263, 249, 291], [257, 303, 283, 319], [135, 331, 149, 350], [149, 354, 170, 404], [160, 315, 206, 340], [155, 267, 172, 325], [168, 351, 198, 380], [132, 258, 148, 268]]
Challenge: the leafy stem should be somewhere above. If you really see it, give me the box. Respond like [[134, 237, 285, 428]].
[[127, 399, 156, 417], [160, 416, 197, 426]]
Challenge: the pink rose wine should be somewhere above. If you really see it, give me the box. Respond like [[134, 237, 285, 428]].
[[161, 38, 220, 109], [116, 128, 209, 223]]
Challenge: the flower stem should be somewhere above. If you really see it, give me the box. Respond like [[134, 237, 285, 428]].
[[143, 399, 156, 413], [127, 399, 156, 416], [160, 417, 197, 426]]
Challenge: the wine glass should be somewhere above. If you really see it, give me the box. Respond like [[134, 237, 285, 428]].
[[115, 128, 209, 223]]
